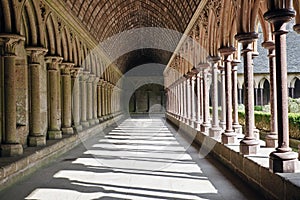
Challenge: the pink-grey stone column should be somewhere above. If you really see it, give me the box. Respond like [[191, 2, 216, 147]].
[[208, 56, 222, 138], [235, 33, 260, 155], [196, 71, 202, 130], [186, 76, 192, 125], [0, 34, 24, 156], [218, 66, 226, 130], [262, 41, 278, 147], [201, 65, 211, 134], [232, 60, 243, 134], [26, 47, 48, 146], [264, 6, 299, 172], [191, 74, 197, 128], [61, 62, 74, 135], [219, 47, 237, 144]]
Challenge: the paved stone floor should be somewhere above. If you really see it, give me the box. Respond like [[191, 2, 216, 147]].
[[0, 116, 265, 200]]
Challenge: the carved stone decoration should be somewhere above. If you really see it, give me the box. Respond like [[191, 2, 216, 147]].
[[40, 0, 47, 21]]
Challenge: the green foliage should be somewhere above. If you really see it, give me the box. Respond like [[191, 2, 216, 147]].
[[254, 106, 263, 111], [289, 102, 300, 113], [238, 111, 300, 139], [262, 105, 270, 113]]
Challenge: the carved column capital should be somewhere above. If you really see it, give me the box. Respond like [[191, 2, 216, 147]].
[[45, 56, 63, 70], [26, 47, 48, 64], [0, 34, 25, 56]]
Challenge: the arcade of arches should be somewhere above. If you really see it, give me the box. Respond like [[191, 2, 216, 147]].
[[1, 0, 300, 199]]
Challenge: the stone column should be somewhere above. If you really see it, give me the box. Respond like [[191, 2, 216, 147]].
[[103, 81, 108, 119], [87, 75, 95, 126], [71, 67, 83, 132], [232, 60, 243, 134], [180, 80, 184, 121], [45, 56, 63, 139], [0, 34, 24, 156], [190, 74, 197, 128], [238, 88, 243, 104], [219, 47, 237, 144], [208, 57, 222, 138], [254, 88, 259, 106], [80, 71, 90, 128], [183, 79, 187, 122], [195, 71, 202, 130], [97, 81, 102, 122], [262, 41, 278, 147], [108, 83, 112, 118], [201, 66, 211, 134], [186, 76, 192, 125], [61, 62, 74, 135], [235, 33, 260, 154], [26, 47, 48, 146], [93, 77, 100, 124], [264, 7, 299, 172], [219, 66, 226, 130]]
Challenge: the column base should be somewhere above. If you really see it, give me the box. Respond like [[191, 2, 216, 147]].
[[73, 125, 83, 132], [0, 144, 23, 157], [195, 121, 202, 131], [265, 133, 278, 148], [222, 131, 237, 144], [98, 117, 104, 123], [93, 119, 99, 124], [239, 138, 260, 155], [254, 128, 260, 140], [209, 127, 222, 138], [48, 130, 62, 140], [233, 124, 243, 134], [269, 151, 299, 173], [219, 121, 226, 130], [81, 121, 90, 129], [28, 136, 46, 147], [62, 127, 74, 135], [201, 123, 211, 134], [88, 119, 95, 126]]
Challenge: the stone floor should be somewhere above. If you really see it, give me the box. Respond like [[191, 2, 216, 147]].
[[0, 116, 265, 200]]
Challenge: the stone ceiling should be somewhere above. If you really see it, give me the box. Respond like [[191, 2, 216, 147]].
[[62, 0, 201, 73]]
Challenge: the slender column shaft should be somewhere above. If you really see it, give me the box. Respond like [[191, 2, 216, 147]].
[[0, 35, 24, 156], [80, 71, 89, 128], [196, 72, 202, 130], [208, 57, 222, 137], [235, 33, 260, 154], [254, 88, 258, 106], [201, 67, 211, 133], [191, 75, 196, 127], [61, 63, 74, 134], [232, 61, 242, 133], [97, 83, 102, 118], [87, 76, 94, 125], [219, 48, 236, 143], [71, 68, 82, 131], [219, 67, 226, 129], [186, 78, 191, 124], [93, 78, 99, 123], [46, 56, 63, 139], [101, 83, 106, 117], [264, 8, 299, 172], [238, 88, 243, 104], [183, 80, 187, 121], [262, 42, 278, 147], [26, 47, 48, 146]]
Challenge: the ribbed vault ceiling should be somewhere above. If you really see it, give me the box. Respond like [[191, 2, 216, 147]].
[[62, 0, 201, 73]]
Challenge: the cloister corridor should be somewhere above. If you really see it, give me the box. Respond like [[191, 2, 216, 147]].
[[0, 116, 263, 200], [2, 0, 300, 199]]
